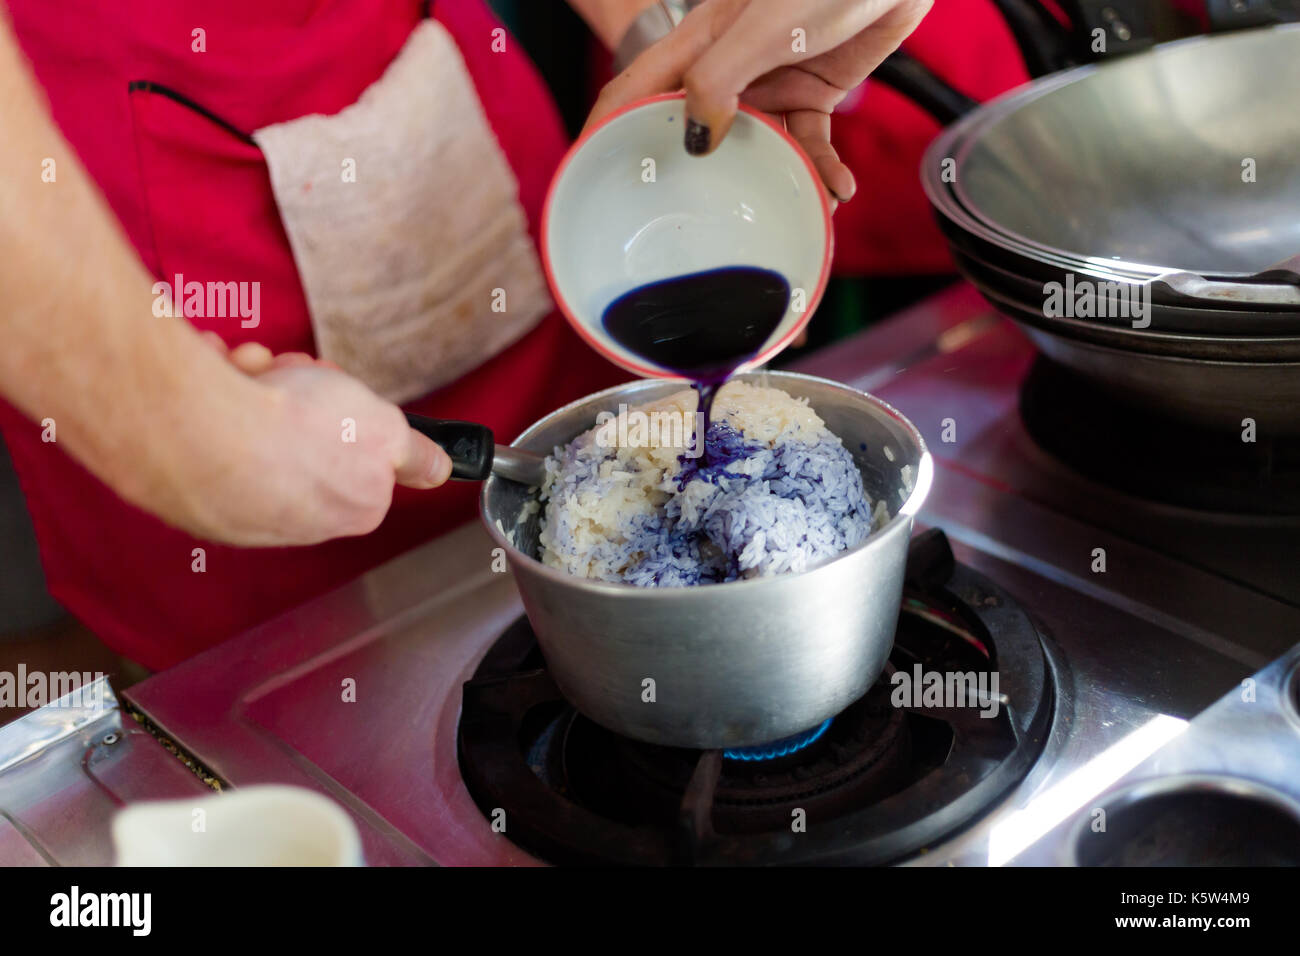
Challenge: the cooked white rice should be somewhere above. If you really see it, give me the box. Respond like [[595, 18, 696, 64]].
[[538, 381, 884, 586]]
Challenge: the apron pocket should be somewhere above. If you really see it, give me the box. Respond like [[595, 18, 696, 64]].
[[252, 19, 552, 404]]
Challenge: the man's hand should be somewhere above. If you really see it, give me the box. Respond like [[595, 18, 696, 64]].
[[586, 0, 934, 204], [181, 337, 454, 546]]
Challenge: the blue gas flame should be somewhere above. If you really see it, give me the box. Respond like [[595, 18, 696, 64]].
[[723, 719, 832, 762]]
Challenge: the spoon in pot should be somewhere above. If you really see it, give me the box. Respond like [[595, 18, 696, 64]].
[[404, 414, 548, 486]]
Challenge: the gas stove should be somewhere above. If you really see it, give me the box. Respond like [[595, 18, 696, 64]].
[[5, 283, 1299, 866]]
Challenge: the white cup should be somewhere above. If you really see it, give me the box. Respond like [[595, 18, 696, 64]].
[[112, 785, 363, 867]]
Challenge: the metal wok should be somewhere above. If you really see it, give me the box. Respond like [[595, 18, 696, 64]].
[[875, 19, 1300, 431]]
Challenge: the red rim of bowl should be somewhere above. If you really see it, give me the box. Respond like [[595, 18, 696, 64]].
[[540, 91, 836, 380]]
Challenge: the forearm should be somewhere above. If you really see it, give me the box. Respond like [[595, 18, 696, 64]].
[[565, 0, 660, 49], [0, 17, 267, 525]]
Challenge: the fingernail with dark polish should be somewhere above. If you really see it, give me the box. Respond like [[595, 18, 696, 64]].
[[684, 119, 711, 156]]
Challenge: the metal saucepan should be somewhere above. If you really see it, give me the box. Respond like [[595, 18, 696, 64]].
[[436, 371, 932, 751]]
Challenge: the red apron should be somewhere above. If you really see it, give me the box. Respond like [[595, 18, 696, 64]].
[[0, 0, 625, 669]]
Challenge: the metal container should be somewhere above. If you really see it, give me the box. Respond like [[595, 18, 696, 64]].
[[958, 253, 1300, 434], [920, 25, 1300, 302], [891, 24, 1300, 433], [481, 371, 932, 750]]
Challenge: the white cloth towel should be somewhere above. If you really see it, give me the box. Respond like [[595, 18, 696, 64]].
[[254, 20, 551, 403]]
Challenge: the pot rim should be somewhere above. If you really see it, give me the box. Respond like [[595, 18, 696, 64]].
[[479, 370, 933, 597]]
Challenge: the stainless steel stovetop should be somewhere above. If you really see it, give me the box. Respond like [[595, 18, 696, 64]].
[[5, 284, 1299, 865]]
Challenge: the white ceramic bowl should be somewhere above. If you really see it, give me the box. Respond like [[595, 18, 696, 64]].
[[542, 92, 833, 379]]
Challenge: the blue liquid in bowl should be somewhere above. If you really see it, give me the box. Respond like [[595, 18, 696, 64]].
[[601, 266, 791, 429]]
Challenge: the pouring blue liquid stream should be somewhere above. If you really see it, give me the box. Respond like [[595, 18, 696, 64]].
[[601, 266, 792, 460], [402, 266, 793, 484]]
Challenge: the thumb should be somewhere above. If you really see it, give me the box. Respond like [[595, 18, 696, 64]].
[[394, 427, 453, 490], [682, 3, 795, 155], [583, 0, 749, 137]]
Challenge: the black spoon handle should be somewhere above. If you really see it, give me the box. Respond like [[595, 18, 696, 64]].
[[403, 413, 494, 481]]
